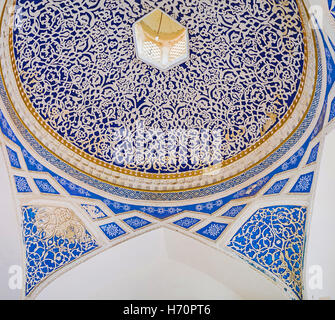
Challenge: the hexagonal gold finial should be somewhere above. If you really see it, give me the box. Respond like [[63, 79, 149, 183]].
[[133, 9, 189, 71]]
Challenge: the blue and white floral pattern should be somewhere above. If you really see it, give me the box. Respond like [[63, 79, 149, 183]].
[[222, 204, 246, 218], [55, 176, 92, 198], [0, 54, 323, 201], [328, 37, 335, 122], [196, 222, 227, 241], [14, 175, 31, 193], [329, 96, 335, 122], [306, 143, 320, 165], [0, 4, 332, 301], [22, 206, 98, 296], [290, 172, 314, 193], [232, 176, 271, 199], [137, 206, 183, 219], [22, 148, 45, 172], [123, 216, 151, 230], [279, 145, 306, 173], [13, 0, 305, 174], [6, 146, 21, 168], [0, 34, 323, 202], [319, 35, 335, 128], [0, 110, 19, 144], [34, 178, 59, 194], [228, 206, 307, 299], [264, 179, 289, 195], [173, 217, 200, 229]]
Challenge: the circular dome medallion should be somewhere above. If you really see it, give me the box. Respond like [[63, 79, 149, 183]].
[[1, 0, 316, 191]]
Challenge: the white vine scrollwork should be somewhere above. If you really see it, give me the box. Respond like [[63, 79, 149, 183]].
[[13, 0, 305, 174]]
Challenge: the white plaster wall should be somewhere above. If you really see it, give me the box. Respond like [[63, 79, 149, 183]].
[[0, 0, 22, 295], [305, 129, 335, 300], [36, 228, 287, 300], [0, 144, 22, 300], [302, 0, 335, 300]]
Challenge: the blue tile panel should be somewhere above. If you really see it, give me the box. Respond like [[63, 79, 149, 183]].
[[328, 1, 335, 21], [6, 146, 21, 168], [0, 4, 324, 203], [99, 222, 126, 240], [14, 175, 31, 193], [34, 178, 59, 194], [324, 34, 335, 123], [196, 222, 228, 241], [12, 0, 305, 175], [123, 216, 151, 230], [264, 179, 289, 195], [22, 206, 98, 296], [173, 217, 201, 229], [329, 96, 335, 122], [0, 131, 318, 219], [306, 143, 320, 165], [0, 26, 326, 210], [221, 204, 246, 218], [228, 206, 307, 300], [290, 172, 314, 193]]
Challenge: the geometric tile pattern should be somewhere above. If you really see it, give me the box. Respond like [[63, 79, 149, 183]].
[[306, 143, 320, 165], [14, 175, 31, 193], [22, 206, 98, 296], [12, 0, 305, 176], [123, 216, 151, 230], [264, 179, 289, 195], [22, 148, 45, 172], [228, 206, 307, 300], [328, 0, 335, 20], [196, 222, 228, 241], [0, 24, 323, 204], [0, 10, 329, 302], [6, 146, 21, 168], [329, 96, 335, 122], [290, 172, 314, 193], [173, 217, 201, 229], [221, 204, 246, 218], [232, 176, 272, 199], [278, 145, 306, 173], [0, 6, 335, 304], [99, 222, 126, 240], [33, 178, 59, 194], [0, 105, 319, 219]]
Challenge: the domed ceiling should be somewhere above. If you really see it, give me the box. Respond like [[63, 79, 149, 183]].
[[2, 0, 316, 191], [0, 0, 334, 300]]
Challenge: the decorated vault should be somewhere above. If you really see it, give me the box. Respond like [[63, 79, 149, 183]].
[[0, 0, 335, 300]]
